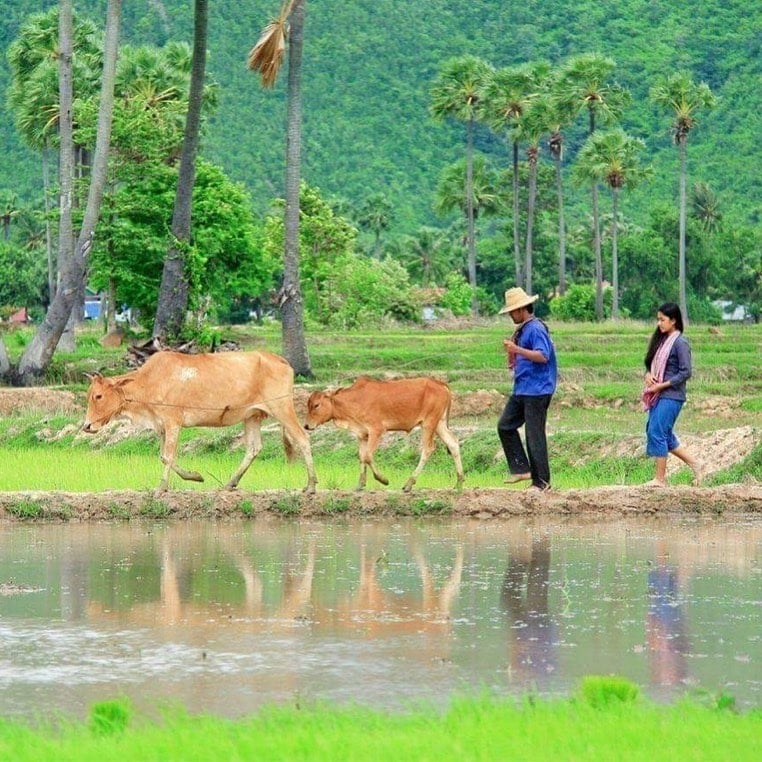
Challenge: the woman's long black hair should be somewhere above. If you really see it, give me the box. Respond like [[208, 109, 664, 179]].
[[644, 302, 684, 370]]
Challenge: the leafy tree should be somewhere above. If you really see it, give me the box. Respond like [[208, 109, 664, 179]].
[[90, 160, 275, 327], [248, 0, 311, 377], [262, 182, 357, 325], [395, 226, 459, 287], [555, 53, 630, 320], [430, 54, 494, 315], [0, 242, 47, 311], [153, 0, 208, 341], [650, 71, 715, 323], [574, 129, 650, 318]]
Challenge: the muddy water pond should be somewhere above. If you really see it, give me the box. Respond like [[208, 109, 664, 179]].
[[0, 516, 760, 722]]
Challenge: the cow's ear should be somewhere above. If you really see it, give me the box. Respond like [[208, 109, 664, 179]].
[[115, 377, 134, 388]]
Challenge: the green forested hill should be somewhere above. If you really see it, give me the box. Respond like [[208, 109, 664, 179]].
[[1, 0, 760, 235]]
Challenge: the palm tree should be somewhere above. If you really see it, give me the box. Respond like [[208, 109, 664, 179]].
[[691, 181, 722, 233], [153, 0, 209, 341], [430, 55, 494, 315], [357, 192, 394, 259], [6, 7, 101, 313], [650, 72, 715, 323], [0, 192, 20, 241], [480, 64, 542, 286], [15, 0, 121, 383], [574, 129, 650, 319], [248, 0, 311, 376], [434, 154, 501, 297], [555, 53, 630, 320]]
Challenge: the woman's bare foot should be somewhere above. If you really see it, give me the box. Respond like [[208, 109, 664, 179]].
[[643, 479, 667, 487], [505, 472, 531, 484]]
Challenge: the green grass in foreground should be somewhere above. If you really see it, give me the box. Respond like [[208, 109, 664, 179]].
[[0, 678, 758, 762]]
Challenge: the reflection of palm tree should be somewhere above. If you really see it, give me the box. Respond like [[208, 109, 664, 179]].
[[500, 537, 557, 685]]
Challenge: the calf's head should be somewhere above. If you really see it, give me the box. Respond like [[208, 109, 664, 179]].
[[304, 390, 335, 430], [82, 372, 132, 433]]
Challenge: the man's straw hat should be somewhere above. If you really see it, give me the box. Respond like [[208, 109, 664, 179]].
[[498, 287, 539, 314]]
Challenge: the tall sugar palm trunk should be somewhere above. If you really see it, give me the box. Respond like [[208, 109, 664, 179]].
[[556, 54, 629, 320], [651, 72, 715, 324], [153, 0, 208, 341], [430, 55, 493, 315], [574, 129, 650, 320], [248, 0, 311, 376]]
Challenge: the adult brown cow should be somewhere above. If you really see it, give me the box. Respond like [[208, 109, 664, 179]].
[[305, 376, 464, 492], [83, 351, 317, 493]]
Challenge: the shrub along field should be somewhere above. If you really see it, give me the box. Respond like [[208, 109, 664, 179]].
[[0, 318, 759, 495]]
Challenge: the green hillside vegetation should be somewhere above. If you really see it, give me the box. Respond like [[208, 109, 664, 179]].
[[0, 0, 759, 326]]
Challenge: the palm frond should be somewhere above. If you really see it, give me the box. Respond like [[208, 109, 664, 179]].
[[247, 1, 296, 88]]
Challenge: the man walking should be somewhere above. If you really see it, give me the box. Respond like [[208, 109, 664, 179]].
[[497, 287, 558, 491]]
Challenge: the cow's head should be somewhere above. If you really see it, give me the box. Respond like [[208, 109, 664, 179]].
[[304, 390, 335, 430], [82, 372, 133, 433]]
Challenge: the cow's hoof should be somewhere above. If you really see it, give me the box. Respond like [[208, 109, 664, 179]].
[[402, 482, 414, 493]]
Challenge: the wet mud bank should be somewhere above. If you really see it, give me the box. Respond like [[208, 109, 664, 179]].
[[0, 483, 760, 522]]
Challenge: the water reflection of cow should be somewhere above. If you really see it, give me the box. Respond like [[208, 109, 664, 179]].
[[500, 536, 558, 686], [85, 536, 464, 650]]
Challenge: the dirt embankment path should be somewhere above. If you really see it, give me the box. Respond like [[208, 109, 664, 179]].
[[0, 387, 759, 521]]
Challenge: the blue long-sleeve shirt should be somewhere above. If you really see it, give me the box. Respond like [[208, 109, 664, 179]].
[[512, 319, 558, 396]]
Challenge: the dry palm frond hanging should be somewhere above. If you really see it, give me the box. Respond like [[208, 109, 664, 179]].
[[247, 0, 296, 88]]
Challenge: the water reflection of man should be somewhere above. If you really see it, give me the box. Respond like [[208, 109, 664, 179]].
[[646, 542, 690, 689], [500, 536, 557, 687]]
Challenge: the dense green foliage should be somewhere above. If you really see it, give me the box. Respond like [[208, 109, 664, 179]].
[[1, 0, 759, 228], [0, 1, 759, 326], [0, 678, 759, 761]]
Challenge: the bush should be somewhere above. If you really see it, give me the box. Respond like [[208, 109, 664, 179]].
[[550, 284, 611, 321]]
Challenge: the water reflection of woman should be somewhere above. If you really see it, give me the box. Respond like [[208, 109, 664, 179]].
[[646, 543, 690, 688], [500, 536, 557, 686]]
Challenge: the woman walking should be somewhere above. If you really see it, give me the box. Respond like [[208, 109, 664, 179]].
[[642, 302, 703, 486]]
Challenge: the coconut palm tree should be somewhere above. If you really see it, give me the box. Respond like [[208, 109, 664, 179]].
[[555, 53, 630, 320], [430, 55, 494, 315], [574, 129, 650, 319], [434, 154, 501, 298], [651, 73, 716, 322], [691, 181, 722, 233], [357, 192, 394, 259], [248, 0, 311, 376], [15, 0, 121, 383], [153, 0, 209, 341], [480, 64, 543, 286]]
